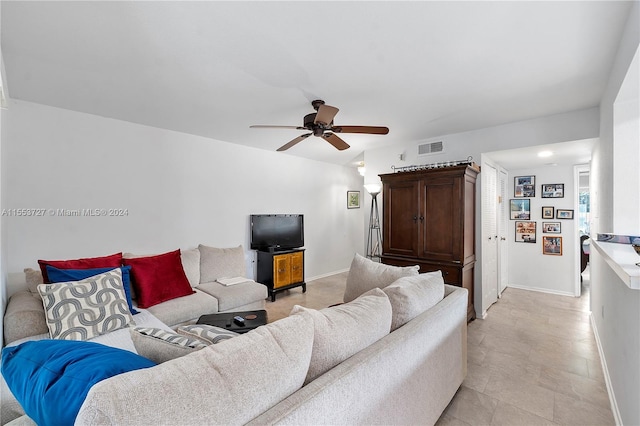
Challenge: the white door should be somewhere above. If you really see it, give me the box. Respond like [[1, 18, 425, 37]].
[[482, 163, 499, 312], [498, 169, 509, 296]]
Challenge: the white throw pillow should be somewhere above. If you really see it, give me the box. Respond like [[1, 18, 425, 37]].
[[343, 253, 419, 303], [198, 244, 245, 283], [37, 268, 134, 341], [180, 248, 201, 288], [78, 314, 314, 425], [291, 288, 392, 384], [383, 271, 445, 331]]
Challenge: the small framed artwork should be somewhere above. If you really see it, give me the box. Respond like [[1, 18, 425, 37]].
[[515, 221, 536, 243], [542, 222, 561, 234], [541, 183, 564, 198], [347, 191, 360, 209], [542, 206, 554, 219], [510, 199, 531, 220], [556, 209, 574, 219], [543, 236, 563, 255], [514, 176, 535, 198]]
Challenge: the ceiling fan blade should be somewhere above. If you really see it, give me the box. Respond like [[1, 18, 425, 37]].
[[250, 125, 305, 130], [332, 125, 389, 135], [277, 133, 312, 151], [314, 104, 339, 125], [322, 133, 350, 151]]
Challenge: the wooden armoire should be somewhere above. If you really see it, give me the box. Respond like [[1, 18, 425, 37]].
[[379, 163, 479, 321]]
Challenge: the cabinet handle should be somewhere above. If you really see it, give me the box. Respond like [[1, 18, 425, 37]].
[[413, 215, 418, 223], [278, 269, 285, 273], [419, 216, 424, 222]]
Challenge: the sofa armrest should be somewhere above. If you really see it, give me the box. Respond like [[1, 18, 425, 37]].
[[3, 291, 48, 345]]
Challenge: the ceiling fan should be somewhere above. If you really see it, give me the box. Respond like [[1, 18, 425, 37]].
[[250, 100, 389, 151]]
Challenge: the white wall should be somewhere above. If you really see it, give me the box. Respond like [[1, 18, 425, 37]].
[[1, 100, 364, 296], [590, 2, 640, 425], [613, 48, 640, 235], [363, 107, 600, 317], [505, 165, 576, 296]]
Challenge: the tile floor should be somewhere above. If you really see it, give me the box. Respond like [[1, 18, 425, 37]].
[[263, 268, 615, 426]]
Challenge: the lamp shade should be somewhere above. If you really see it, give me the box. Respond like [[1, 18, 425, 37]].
[[364, 184, 381, 195]]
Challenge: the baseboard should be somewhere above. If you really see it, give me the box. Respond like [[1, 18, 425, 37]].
[[306, 268, 349, 283], [506, 284, 574, 297], [590, 314, 622, 426]]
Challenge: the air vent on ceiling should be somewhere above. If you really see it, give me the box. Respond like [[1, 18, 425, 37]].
[[417, 141, 444, 156]]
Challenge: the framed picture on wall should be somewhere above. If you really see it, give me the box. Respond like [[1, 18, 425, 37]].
[[515, 221, 536, 243], [347, 191, 360, 209], [510, 199, 531, 220], [541, 183, 564, 198], [542, 222, 561, 233], [514, 176, 535, 198], [542, 206, 554, 219], [543, 236, 563, 255], [556, 209, 574, 219]]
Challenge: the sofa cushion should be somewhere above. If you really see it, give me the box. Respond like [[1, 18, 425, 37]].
[[176, 324, 238, 345], [37, 252, 123, 283], [122, 249, 195, 308], [180, 248, 201, 288], [45, 265, 139, 315], [197, 280, 267, 312], [37, 268, 134, 341], [3, 291, 48, 345], [145, 289, 219, 327], [1, 340, 155, 426], [77, 314, 314, 425], [343, 253, 420, 303], [198, 244, 245, 283], [291, 287, 392, 384], [383, 271, 445, 331], [130, 327, 207, 363]]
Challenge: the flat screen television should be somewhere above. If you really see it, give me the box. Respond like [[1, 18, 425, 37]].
[[250, 214, 304, 251]]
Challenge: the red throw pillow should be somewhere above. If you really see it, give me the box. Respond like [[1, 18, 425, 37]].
[[122, 249, 194, 308], [38, 253, 123, 283]]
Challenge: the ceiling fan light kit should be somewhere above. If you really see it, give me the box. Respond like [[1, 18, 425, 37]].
[[250, 100, 389, 152]]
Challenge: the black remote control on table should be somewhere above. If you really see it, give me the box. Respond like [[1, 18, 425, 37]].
[[233, 316, 245, 326]]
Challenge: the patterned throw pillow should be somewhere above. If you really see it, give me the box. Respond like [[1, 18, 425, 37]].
[[37, 268, 134, 341], [177, 324, 238, 345], [130, 327, 208, 363]]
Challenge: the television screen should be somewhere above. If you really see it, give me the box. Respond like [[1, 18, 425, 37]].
[[250, 214, 304, 251]]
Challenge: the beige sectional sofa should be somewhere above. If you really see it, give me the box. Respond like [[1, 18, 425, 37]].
[[2, 254, 467, 425], [3, 245, 267, 345]]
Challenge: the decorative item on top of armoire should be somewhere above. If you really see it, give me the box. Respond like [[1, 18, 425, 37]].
[[379, 162, 480, 322]]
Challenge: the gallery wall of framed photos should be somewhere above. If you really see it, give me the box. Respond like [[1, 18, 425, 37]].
[[510, 174, 573, 255]]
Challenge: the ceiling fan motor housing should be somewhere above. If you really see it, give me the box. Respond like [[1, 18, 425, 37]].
[[304, 113, 330, 136]]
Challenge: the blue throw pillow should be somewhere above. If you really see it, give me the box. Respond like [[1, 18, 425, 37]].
[[46, 265, 139, 315], [1, 340, 155, 426]]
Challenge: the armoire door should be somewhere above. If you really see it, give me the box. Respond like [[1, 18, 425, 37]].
[[382, 180, 420, 257], [420, 175, 462, 262]]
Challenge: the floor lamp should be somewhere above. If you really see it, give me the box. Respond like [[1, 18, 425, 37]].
[[364, 184, 382, 261]]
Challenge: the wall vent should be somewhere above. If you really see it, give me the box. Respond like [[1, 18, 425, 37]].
[[417, 141, 444, 156]]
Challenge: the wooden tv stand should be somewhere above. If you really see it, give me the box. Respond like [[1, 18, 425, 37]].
[[256, 248, 306, 301]]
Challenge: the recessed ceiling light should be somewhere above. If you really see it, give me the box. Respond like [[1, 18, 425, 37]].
[[538, 150, 553, 158], [545, 162, 558, 166]]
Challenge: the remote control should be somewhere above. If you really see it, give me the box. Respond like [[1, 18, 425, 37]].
[[233, 316, 245, 326]]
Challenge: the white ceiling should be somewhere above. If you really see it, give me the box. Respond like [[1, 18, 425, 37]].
[[1, 1, 633, 165]]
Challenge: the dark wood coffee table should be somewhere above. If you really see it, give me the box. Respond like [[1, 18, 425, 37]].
[[196, 310, 267, 334]]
